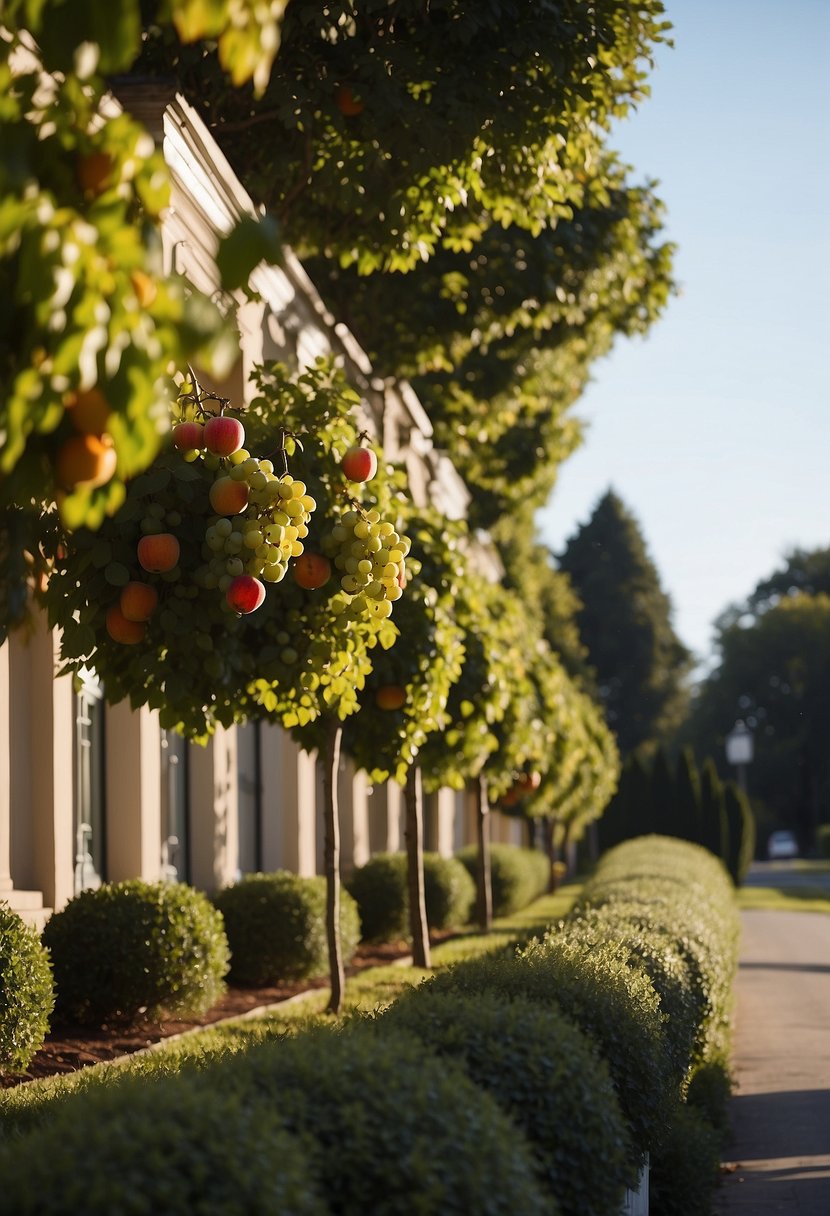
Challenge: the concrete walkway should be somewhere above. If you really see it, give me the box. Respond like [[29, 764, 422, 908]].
[[714, 908, 830, 1214]]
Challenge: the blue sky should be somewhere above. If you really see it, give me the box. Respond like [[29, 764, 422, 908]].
[[536, 0, 830, 671]]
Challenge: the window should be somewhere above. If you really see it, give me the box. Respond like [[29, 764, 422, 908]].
[[73, 668, 106, 894], [160, 730, 190, 882]]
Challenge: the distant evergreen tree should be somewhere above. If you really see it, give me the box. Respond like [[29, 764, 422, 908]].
[[673, 746, 702, 845], [724, 783, 756, 884], [647, 747, 675, 837], [597, 751, 650, 853], [558, 489, 691, 756], [699, 758, 728, 861]]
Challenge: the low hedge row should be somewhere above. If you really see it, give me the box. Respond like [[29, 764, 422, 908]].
[[346, 851, 475, 942], [2, 836, 739, 1216], [456, 842, 550, 916], [213, 871, 361, 985]]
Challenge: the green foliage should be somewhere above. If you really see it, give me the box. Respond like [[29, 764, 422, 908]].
[[213, 871, 360, 985], [427, 940, 669, 1175], [456, 844, 549, 917], [0, 1068, 326, 1216], [818, 825, 830, 859], [347, 852, 475, 943], [0, 904, 54, 1073], [42, 360, 407, 740], [209, 1025, 553, 1216], [145, 1, 672, 272], [42, 880, 229, 1027], [723, 784, 756, 881], [310, 178, 674, 524], [342, 509, 466, 783], [558, 910, 698, 1089], [577, 836, 740, 1071], [374, 987, 630, 1216], [558, 490, 691, 755], [648, 1101, 722, 1216], [682, 579, 830, 853]]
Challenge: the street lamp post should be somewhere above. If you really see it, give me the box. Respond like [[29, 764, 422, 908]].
[[725, 719, 754, 794]]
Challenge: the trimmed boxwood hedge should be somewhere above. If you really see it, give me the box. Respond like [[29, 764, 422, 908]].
[[42, 880, 229, 1028], [0, 904, 54, 1073], [456, 843, 549, 916], [213, 871, 361, 986], [0, 1069, 327, 1215], [426, 936, 672, 1177], [373, 986, 630, 1216], [346, 851, 475, 943], [212, 1025, 554, 1216]]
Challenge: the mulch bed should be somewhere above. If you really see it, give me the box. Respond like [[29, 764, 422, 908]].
[[1, 941, 413, 1090]]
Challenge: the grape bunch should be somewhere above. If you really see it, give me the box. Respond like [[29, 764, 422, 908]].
[[198, 462, 317, 595], [324, 508, 411, 619]]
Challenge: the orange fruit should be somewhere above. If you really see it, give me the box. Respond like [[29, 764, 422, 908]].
[[65, 387, 112, 436], [55, 433, 117, 490]]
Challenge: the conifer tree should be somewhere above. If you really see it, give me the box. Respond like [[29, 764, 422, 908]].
[[558, 489, 691, 755], [673, 746, 703, 846], [699, 758, 728, 862]]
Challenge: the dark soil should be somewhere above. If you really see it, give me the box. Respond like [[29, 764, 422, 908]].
[[1, 941, 413, 1090]]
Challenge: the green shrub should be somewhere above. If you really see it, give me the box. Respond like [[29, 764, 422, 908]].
[[42, 881, 228, 1028], [456, 843, 549, 915], [347, 852, 475, 943], [686, 1053, 733, 1141], [427, 936, 672, 1175], [557, 911, 698, 1088], [213, 1025, 553, 1216], [818, 824, 830, 859], [649, 1101, 722, 1216], [374, 986, 629, 1216], [0, 904, 54, 1073], [0, 1069, 327, 1215], [213, 871, 360, 985]]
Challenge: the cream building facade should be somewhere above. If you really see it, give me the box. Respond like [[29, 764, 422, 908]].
[[0, 91, 520, 930]]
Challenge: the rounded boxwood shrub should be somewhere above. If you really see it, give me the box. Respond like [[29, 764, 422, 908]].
[[428, 935, 673, 1174], [560, 910, 699, 1087], [214, 1025, 553, 1216], [649, 1100, 721, 1216], [347, 851, 475, 943], [0, 904, 54, 1073], [0, 1069, 327, 1215], [213, 871, 361, 985], [375, 986, 630, 1216], [456, 843, 549, 916], [42, 880, 229, 1028]]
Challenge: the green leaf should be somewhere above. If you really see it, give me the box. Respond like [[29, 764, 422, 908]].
[[104, 561, 130, 586], [216, 215, 282, 292]]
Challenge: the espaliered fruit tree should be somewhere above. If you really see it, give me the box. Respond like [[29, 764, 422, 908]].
[[342, 510, 466, 967], [43, 357, 413, 1014]]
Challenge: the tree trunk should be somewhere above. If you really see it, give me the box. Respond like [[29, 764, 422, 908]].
[[322, 717, 345, 1014], [404, 765, 431, 969], [543, 815, 560, 894], [475, 773, 493, 931]]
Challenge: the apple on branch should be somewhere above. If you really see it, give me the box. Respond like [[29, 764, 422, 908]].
[[341, 443, 378, 483]]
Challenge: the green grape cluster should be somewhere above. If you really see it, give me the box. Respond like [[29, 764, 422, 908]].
[[197, 453, 316, 595], [324, 508, 411, 619]]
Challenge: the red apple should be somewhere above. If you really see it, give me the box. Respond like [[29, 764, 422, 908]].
[[375, 685, 406, 711], [293, 553, 332, 590], [137, 533, 180, 573], [119, 581, 159, 622], [335, 84, 364, 116], [204, 414, 245, 456], [341, 444, 378, 483], [226, 575, 266, 614], [209, 476, 249, 515], [172, 421, 205, 452], [106, 604, 146, 644]]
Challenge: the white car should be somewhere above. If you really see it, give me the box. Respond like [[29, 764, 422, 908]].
[[767, 830, 799, 860]]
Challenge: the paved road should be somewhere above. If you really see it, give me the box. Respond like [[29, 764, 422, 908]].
[[714, 908, 830, 1214], [743, 861, 830, 893]]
